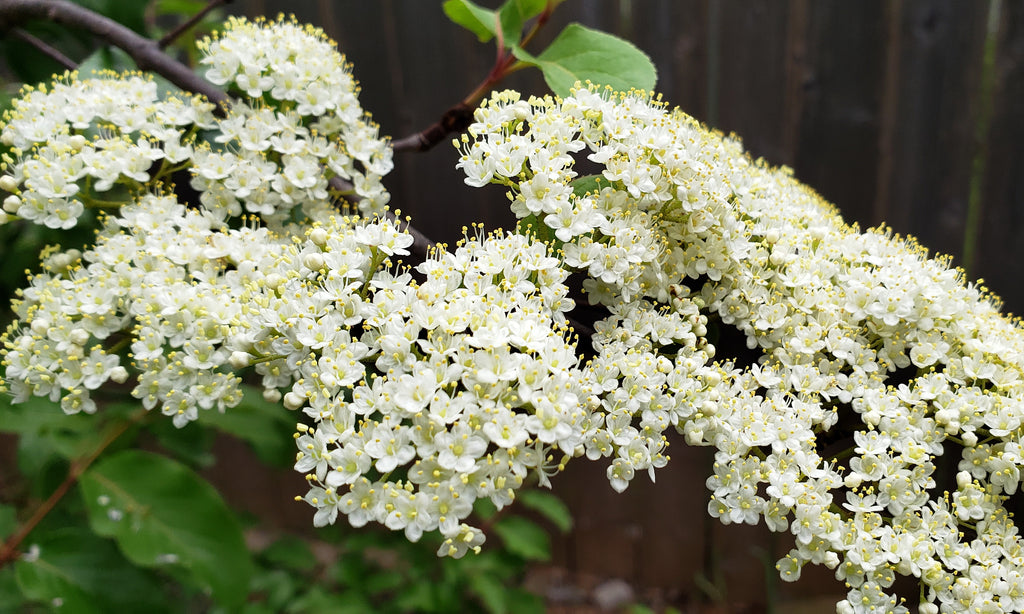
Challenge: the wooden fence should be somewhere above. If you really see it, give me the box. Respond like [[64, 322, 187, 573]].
[[221, 0, 1024, 606]]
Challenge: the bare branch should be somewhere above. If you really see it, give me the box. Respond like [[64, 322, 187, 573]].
[[10, 27, 76, 70], [157, 0, 231, 49], [0, 0, 440, 260], [0, 0, 229, 107], [392, 102, 475, 153], [391, 1, 558, 153]]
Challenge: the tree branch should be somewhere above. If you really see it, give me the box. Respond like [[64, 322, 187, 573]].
[[391, 1, 558, 153], [0, 0, 229, 107], [0, 0, 441, 260], [10, 27, 76, 70], [391, 102, 476, 153], [157, 0, 231, 49]]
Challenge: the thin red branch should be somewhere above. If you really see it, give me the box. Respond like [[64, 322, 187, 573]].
[[0, 410, 146, 568], [392, 2, 558, 154]]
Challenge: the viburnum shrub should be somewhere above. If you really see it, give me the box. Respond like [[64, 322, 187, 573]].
[[0, 6, 1020, 614]]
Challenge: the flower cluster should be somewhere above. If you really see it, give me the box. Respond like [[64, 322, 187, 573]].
[[292, 227, 588, 554], [4, 15, 1024, 612], [0, 16, 391, 236], [457, 86, 1024, 613], [0, 72, 216, 228], [198, 16, 392, 216]]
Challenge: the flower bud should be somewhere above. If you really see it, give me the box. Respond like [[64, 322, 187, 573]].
[[956, 471, 972, 490], [263, 388, 282, 403], [918, 604, 938, 614], [3, 195, 20, 214], [67, 134, 87, 150], [70, 328, 90, 345], [283, 391, 305, 410], [309, 227, 329, 247], [303, 253, 325, 271], [962, 431, 978, 447], [30, 318, 50, 336], [228, 351, 251, 369], [0, 175, 17, 193], [264, 273, 286, 291], [109, 366, 129, 384]]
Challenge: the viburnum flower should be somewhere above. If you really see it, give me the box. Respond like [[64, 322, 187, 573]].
[[456, 84, 1024, 609], [4, 14, 1024, 612]]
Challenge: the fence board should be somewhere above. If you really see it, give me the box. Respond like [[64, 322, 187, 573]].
[[883, 0, 989, 269], [977, 0, 1024, 313], [791, 1, 886, 235]]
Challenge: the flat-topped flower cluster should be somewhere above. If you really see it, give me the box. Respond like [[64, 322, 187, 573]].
[[1, 16, 1022, 613], [456, 87, 1024, 613]]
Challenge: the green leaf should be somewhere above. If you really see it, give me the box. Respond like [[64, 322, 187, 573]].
[[0, 566, 26, 611], [517, 490, 572, 533], [0, 504, 17, 540], [259, 536, 316, 573], [155, 0, 209, 16], [0, 395, 100, 483], [505, 587, 545, 613], [74, 0, 149, 35], [511, 23, 657, 97], [473, 496, 498, 521], [76, 46, 138, 76], [443, 0, 498, 43], [498, 0, 546, 46], [247, 569, 296, 611], [392, 581, 438, 613], [468, 572, 507, 614], [14, 527, 170, 613], [491, 516, 550, 561], [570, 174, 606, 198], [79, 450, 254, 609], [200, 386, 294, 468], [149, 418, 216, 468]]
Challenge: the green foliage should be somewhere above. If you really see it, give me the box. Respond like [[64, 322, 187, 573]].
[[492, 516, 551, 561], [199, 387, 296, 468], [14, 527, 171, 613], [497, 0, 549, 44], [79, 450, 255, 609], [444, 0, 654, 96], [512, 23, 657, 96], [443, 0, 553, 44], [517, 490, 573, 533], [442, 0, 499, 43], [0, 393, 565, 612]]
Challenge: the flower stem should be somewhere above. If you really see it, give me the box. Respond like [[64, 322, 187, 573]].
[[0, 407, 148, 568]]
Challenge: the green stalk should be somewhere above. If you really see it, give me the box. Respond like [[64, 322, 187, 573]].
[[962, 0, 1002, 277]]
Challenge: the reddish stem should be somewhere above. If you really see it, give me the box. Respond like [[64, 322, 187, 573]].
[[0, 410, 147, 568]]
